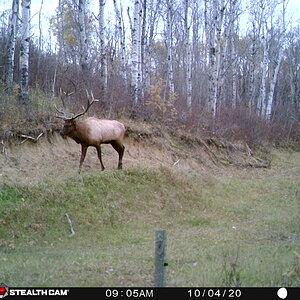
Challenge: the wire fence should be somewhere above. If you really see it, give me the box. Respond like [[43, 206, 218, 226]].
[[0, 215, 283, 257], [1, 214, 300, 286]]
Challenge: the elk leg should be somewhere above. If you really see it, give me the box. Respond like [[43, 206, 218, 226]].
[[79, 145, 88, 173], [96, 145, 105, 171], [111, 141, 125, 169]]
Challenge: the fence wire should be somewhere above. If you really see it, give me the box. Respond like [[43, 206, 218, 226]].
[[1, 214, 299, 286], [0, 214, 279, 258]]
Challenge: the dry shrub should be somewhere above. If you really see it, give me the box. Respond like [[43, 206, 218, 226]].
[[1, 81, 299, 148], [213, 106, 300, 147]]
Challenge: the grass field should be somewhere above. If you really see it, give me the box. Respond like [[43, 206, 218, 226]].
[[0, 140, 300, 286]]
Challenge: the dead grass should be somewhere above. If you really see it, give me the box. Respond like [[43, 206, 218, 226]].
[[0, 123, 300, 287]]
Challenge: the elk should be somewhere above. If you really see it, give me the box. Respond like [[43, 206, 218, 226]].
[[56, 90, 125, 172]]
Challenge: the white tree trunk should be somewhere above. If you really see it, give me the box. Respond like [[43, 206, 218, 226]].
[[265, 0, 286, 120], [137, 2, 143, 99], [215, 0, 225, 107], [99, 0, 107, 96], [78, 0, 88, 75], [258, 22, 268, 116], [248, 0, 267, 112], [35, 0, 43, 86], [131, 0, 141, 106], [231, 32, 238, 107], [205, 0, 218, 118], [166, 0, 174, 95], [141, 0, 147, 97], [6, 0, 19, 93], [19, 0, 30, 102], [184, 0, 192, 109], [265, 50, 282, 119], [227, 0, 239, 107], [249, 22, 258, 110]]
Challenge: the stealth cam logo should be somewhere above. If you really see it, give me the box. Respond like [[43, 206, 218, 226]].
[[0, 283, 9, 299]]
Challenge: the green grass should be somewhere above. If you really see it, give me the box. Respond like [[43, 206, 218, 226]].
[[1, 152, 300, 287]]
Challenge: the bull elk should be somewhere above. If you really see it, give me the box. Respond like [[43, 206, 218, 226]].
[[56, 90, 125, 172]]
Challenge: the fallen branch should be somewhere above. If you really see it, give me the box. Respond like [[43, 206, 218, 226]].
[[64, 213, 75, 236], [173, 159, 180, 166], [20, 132, 44, 144], [245, 143, 253, 156]]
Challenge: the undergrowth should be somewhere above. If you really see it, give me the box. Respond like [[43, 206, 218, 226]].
[[1, 88, 300, 148]]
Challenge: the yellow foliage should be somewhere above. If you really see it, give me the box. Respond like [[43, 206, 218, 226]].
[[65, 33, 76, 46], [146, 78, 178, 122]]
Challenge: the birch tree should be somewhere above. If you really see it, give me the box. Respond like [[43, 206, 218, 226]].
[[215, 0, 226, 108], [205, 0, 226, 118], [78, 0, 88, 76], [184, 0, 192, 109], [166, 0, 174, 95], [248, 0, 266, 112], [258, 20, 268, 116], [137, 2, 143, 98], [265, 0, 287, 120], [226, 0, 240, 107], [248, 21, 260, 110], [130, 0, 142, 106], [6, 0, 19, 93], [99, 0, 107, 96], [19, 0, 31, 102], [141, 0, 147, 94]]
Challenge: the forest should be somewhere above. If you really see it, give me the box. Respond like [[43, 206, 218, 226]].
[[0, 0, 300, 145]]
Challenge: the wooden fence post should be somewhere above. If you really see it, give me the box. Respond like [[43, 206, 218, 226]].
[[154, 229, 167, 287]]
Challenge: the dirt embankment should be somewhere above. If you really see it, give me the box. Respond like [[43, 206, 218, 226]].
[[0, 122, 271, 186]]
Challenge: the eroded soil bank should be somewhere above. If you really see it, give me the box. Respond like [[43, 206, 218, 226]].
[[0, 123, 271, 186]]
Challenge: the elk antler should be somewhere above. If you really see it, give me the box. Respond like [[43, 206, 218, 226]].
[[55, 89, 74, 120], [70, 90, 99, 120]]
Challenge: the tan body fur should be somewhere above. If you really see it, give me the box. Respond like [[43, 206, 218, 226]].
[[61, 117, 125, 171]]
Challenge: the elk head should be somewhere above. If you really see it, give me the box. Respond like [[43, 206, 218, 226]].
[[55, 90, 99, 138]]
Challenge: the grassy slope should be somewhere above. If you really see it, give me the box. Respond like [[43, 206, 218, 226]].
[[0, 149, 300, 287]]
